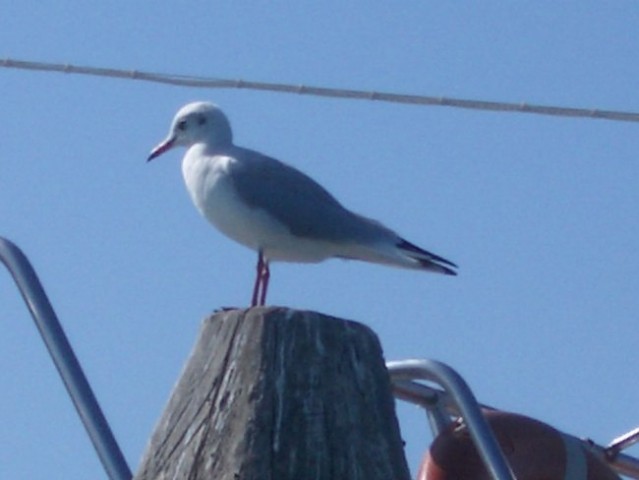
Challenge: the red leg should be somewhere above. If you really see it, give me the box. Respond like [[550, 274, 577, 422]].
[[251, 251, 265, 307], [259, 261, 270, 306]]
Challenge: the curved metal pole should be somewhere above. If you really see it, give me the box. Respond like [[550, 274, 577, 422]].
[[0, 237, 132, 480], [387, 359, 516, 480]]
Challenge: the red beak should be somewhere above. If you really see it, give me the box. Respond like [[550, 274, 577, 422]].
[[147, 137, 176, 162]]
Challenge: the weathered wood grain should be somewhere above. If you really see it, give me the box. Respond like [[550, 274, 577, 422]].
[[134, 307, 410, 480]]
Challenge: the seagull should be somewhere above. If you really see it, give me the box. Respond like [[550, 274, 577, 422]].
[[148, 102, 457, 306]]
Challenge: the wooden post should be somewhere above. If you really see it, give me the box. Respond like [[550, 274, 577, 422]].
[[134, 307, 411, 480]]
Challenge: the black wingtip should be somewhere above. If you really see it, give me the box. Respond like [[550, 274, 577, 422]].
[[398, 238, 458, 274], [441, 265, 458, 276], [415, 257, 458, 275]]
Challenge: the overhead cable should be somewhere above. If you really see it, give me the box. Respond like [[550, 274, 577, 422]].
[[2, 57, 638, 124]]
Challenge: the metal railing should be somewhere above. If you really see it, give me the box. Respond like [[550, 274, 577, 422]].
[[0, 237, 132, 480], [387, 359, 516, 480], [388, 358, 639, 479], [4, 235, 638, 480]]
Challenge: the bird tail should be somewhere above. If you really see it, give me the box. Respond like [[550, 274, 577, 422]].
[[396, 239, 457, 275], [336, 237, 457, 275]]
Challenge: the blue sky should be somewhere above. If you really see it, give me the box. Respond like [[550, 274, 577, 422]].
[[1, 2, 638, 478]]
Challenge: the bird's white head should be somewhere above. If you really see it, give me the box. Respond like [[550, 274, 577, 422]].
[[147, 102, 233, 161]]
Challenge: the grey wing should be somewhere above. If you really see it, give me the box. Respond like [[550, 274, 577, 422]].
[[230, 149, 391, 243]]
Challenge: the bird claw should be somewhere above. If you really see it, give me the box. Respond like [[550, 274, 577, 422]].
[[214, 306, 241, 313]]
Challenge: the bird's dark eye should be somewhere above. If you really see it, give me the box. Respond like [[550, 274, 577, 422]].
[[176, 119, 187, 131], [197, 115, 206, 126]]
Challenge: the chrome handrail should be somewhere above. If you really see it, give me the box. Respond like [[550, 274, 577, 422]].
[[0, 237, 132, 480], [387, 359, 516, 480], [388, 358, 639, 479]]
